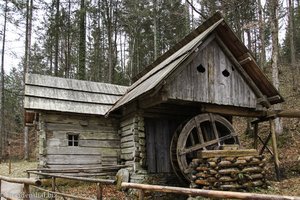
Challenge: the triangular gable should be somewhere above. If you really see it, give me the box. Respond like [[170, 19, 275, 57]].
[[166, 38, 257, 108]]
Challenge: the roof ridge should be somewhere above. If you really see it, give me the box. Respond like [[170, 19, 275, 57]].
[[131, 11, 223, 82]]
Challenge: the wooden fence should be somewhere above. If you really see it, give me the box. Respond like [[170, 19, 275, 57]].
[[27, 171, 115, 200], [0, 175, 41, 200], [121, 182, 300, 200]]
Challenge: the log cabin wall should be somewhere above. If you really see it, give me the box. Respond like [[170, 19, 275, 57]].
[[38, 112, 120, 169], [120, 113, 146, 172], [166, 40, 257, 108]]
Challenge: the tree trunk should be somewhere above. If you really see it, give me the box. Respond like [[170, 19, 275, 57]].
[[54, 0, 60, 76], [23, 0, 33, 160], [153, 0, 158, 59], [288, 0, 297, 90], [258, 0, 266, 70], [78, 0, 86, 80], [0, 0, 8, 161], [270, 0, 283, 135]]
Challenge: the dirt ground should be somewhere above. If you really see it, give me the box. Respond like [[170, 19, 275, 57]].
[[0, 158, 300, 199]]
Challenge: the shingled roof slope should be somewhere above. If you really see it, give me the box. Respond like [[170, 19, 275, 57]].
[[24, 73, 128, 115]]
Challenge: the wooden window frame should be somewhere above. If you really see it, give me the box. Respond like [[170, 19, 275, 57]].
[[67, 133, 79, 147]]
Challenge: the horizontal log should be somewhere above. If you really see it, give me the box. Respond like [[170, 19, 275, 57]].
[[198, 149, 258, 159], [0, 175, 41, 186], [242, 167, 263, 174], [120, 182, 300, 200], [272, 110, 300, 118], [218, 160, 233, 168], [218, 168, 240, 175], [195, 173, 211, 179], [28, 171, 115, 184], [195, 179, 210, 186], [200, 104, 265, 117], [218, 176, 238, 182]]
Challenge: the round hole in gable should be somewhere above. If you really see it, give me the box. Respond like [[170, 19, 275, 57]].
[[222, 69, 230, 77], [197, 64, 206, 73]]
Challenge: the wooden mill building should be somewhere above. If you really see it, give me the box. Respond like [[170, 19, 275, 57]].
[[25, 12, 284, 183]]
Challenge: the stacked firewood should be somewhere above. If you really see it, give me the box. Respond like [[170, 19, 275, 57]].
[[190, 150, 267, 191]]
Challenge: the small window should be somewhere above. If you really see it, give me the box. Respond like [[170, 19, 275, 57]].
[[68, 134, 79, 146]]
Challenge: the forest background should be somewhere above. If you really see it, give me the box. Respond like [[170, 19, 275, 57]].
[[0, 0, 299, 160]]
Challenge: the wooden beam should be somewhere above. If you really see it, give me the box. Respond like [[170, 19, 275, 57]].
[[258, 136, 274, 155], [198, 149, 258, 159], [273, 110, 300, 118], [200, 104, 265, 117], [259, 133, 273, 155], [121, 182, 300, 200], [215, 35, 271, 108], [27, 171, 115, 185], [0, 176, 41, 186], [138, 90, 168, 109]]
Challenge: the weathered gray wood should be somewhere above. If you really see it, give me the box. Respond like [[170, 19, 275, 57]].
[[46, 147, 118, 156], [47, 164, 102, 169], [52, 131, 119, 140], [46, 123, 118, 132], [46, 155, 102, 165], [198, 149, 258, 159], [166, 40, 257, 108], [79, 140, 120, 148], [43, 114, 118, 126]]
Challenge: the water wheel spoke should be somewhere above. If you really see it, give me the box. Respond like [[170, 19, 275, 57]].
[[209, 113, 220, 145], [179, 134, 235, 155], [194, 119, 205, 145]]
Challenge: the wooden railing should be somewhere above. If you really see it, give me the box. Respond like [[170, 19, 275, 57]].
[[120, 182, 300, 200], [0, 175, 41, 200], [27, 171, 115, 200]]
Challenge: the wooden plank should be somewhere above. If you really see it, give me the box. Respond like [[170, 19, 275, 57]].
[[121, 141, 137, 148], [46, 155, 102, 165], [121, 135, 138, 143], [44, 114, 118, 126], [47, 164, 102, 169], [121, 127, 134, 137], [52, 130, 119, 140], [145, 118, 157, 173], [46, 147, 118, 156], [46, 123, 119, 132], [120, 153, 134, 160], [197, 149, 258, 159], [121, 147, 137, 154], [79, 140, 120, 148]]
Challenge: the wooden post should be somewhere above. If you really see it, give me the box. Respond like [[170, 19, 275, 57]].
[[24, 126, 29, 160], [138, 190, 145, 200], [96, 183, 102, 200], [253, 123, 258, 150], [8, 140, 11, 174], [51, 177, 56, 200], [270, 119, 281, 181], [23, 184, 30, 200]]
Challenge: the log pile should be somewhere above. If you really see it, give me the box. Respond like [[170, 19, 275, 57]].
[[190, 149, 267, 191]]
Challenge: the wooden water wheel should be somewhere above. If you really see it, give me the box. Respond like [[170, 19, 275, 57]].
[[170, 113, 239, 183]]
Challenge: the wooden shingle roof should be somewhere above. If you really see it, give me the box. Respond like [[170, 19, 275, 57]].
[[24, 73, 128, 115]]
